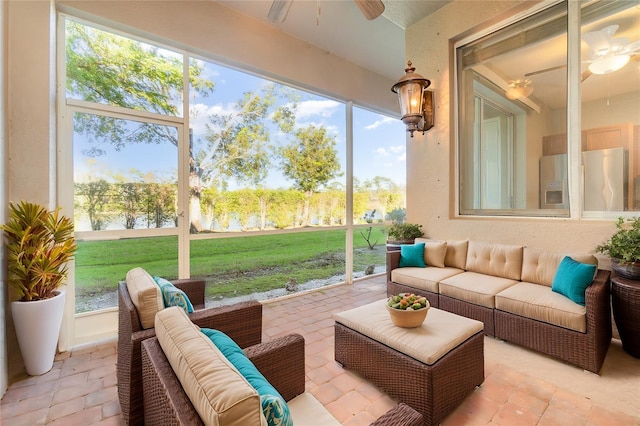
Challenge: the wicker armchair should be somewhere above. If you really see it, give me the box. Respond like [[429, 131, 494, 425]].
[[141, 334, 424, 426], [117, 280, 263, 425]]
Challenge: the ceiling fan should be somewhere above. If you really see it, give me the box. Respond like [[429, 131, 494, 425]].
[[268, 0, 385, 23], [524, 24, 640, 82]]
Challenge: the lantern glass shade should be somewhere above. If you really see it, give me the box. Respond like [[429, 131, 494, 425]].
[[398, 82, 424, 117]]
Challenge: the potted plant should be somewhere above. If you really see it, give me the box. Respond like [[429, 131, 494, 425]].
[[1, 201, 77, 375], [596, 216, 640, 279], [386, 221, 424, 245]]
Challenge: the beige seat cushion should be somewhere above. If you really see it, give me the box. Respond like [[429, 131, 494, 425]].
[[415, 238, 448, 267], [521, 248, 598, 287], [440, 272, 519, 308], [496, 282, 587, 332], [125, 267, 164, 329], [465, 241, 523, 280], [391, 267, 464, 293], [288, 393, 340, 426], [334, 300, 483, 365], [155, 307, 266, 426]]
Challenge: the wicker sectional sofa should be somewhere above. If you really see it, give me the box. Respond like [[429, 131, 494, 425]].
[[386, 238, 612, 374]]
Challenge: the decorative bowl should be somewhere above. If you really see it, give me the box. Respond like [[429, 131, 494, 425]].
[[386, 293, 430, 328], [386, 304, 429, 328]]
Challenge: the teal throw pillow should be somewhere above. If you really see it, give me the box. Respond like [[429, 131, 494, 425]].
[[153, 277, 194, 314], [201, 328, 292, 426], [399, 243, 426, 268], [551, 256, 597, 306]]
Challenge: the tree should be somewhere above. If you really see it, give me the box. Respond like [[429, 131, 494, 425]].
[[280, 125, 341, 226], [66, 20, 298, 233], [75, 180, 112, 230]]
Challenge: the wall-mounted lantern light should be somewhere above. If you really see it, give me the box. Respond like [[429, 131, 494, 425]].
[[391, 61, 434, 137]]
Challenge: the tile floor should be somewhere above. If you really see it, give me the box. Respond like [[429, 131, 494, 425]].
[[1, 274, 639, 425]]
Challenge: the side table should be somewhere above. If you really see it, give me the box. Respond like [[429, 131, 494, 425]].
[[611, 274, 640, 358]]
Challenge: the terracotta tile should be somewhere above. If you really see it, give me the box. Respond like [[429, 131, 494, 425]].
[[588, 404, 639, 426], [442, 408, 492, 426], [48, 397, 85, 421], [508, 389, 549, 416], [342, 410, 377, 426], [100, 398, 122, 419], [330, 370, 362, 394], [538, 404, 586, 426], [85, 386, 117, 408], [476, 377, 515, 405], [457, 391, 501, 422], [311, 381, 343, 405], [51, 379, 103, 404], [48, 406, 103, 425], [517, 377, 557, 402], [0, 393, 52, 418], [366, 395, 397, 419], [492, 402, 540, 426], [306, 365, 334, 385], [1, 380, 56, 404], [549, 388, 592, 419], [3, 407, 49, 425]]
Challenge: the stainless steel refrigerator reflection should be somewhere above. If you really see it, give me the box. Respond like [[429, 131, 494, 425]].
[[540, 154, 568, 209], [582, 147, 626, 211]]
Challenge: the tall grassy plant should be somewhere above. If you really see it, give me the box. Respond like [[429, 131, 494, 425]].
[[1, 201, 77, 301]]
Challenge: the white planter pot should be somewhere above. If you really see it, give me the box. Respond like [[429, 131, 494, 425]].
[[11, 291, 66, 376]]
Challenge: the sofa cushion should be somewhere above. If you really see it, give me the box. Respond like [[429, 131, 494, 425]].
[[125, 267, 164, 329], [399, 243, 426, 268], [439, 272, 519, 308], [391, 267, 464, 293], [444, 240, 469, 269], [153, 276, 194, 314], [201, 328, 292, 426], [415, 238, 447, 267], [521, 248, 597, 287], [155, 307, 266, 426], [465, 241, 523, 281], [496, 282, 587, 332], [551, 256, 597, 306]]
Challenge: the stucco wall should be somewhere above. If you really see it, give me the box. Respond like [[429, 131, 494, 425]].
[[404, 1, 618, 255]]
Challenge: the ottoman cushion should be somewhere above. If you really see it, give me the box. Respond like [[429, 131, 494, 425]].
[[334, 300, 483, 365]]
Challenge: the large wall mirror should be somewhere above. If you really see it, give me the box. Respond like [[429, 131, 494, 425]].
[[456, 1, 640, 217]]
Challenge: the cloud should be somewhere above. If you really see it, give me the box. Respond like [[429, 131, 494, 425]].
[[375, 147, 389, 157], [397, 152, 406, 161], [365, 116, 395, 130], [189, 102, 235, 134], [389, 145, 404, 153], [296, 100, 341, 119]]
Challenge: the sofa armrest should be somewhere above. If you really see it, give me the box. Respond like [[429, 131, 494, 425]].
[[172, 278, 206, 310], [142, 337, 204, 426], [244, 334, 306, 402], [370, 403, 424, 426], [189, 300, 263, 349], [386, 249, 401, 283], [585, 269, 612, 336]]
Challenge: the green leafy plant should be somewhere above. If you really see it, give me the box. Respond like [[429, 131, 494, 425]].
[[386, 221, 424, 242], [596, 216, 640, 264], [1, 201, 77, 301]]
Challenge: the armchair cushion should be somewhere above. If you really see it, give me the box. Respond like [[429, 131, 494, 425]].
[[201, 328, 292, 426], [126, 267, 163, 329], [154, 276, 194, 314], [155, 307, 265, 426]]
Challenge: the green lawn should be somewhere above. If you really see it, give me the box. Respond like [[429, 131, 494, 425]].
[[75, 226, 386, 311]]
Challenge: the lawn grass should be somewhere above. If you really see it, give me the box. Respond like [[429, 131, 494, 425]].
[[75, 226, 387, 310]]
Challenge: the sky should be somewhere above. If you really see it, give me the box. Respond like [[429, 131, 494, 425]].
[[73, 32, 407, 192]]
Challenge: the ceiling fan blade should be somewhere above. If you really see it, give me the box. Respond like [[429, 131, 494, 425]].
[[524, 64, 566, 78], [354, 0, 385, 20], [268, 0, 293, 23]]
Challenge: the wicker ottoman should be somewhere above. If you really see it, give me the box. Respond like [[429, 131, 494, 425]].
[[334, 300, 484, 426]]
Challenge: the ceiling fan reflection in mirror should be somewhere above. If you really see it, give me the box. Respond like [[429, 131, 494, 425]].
[[268, 0, 385, 23], [524, 24, 640, 82]]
